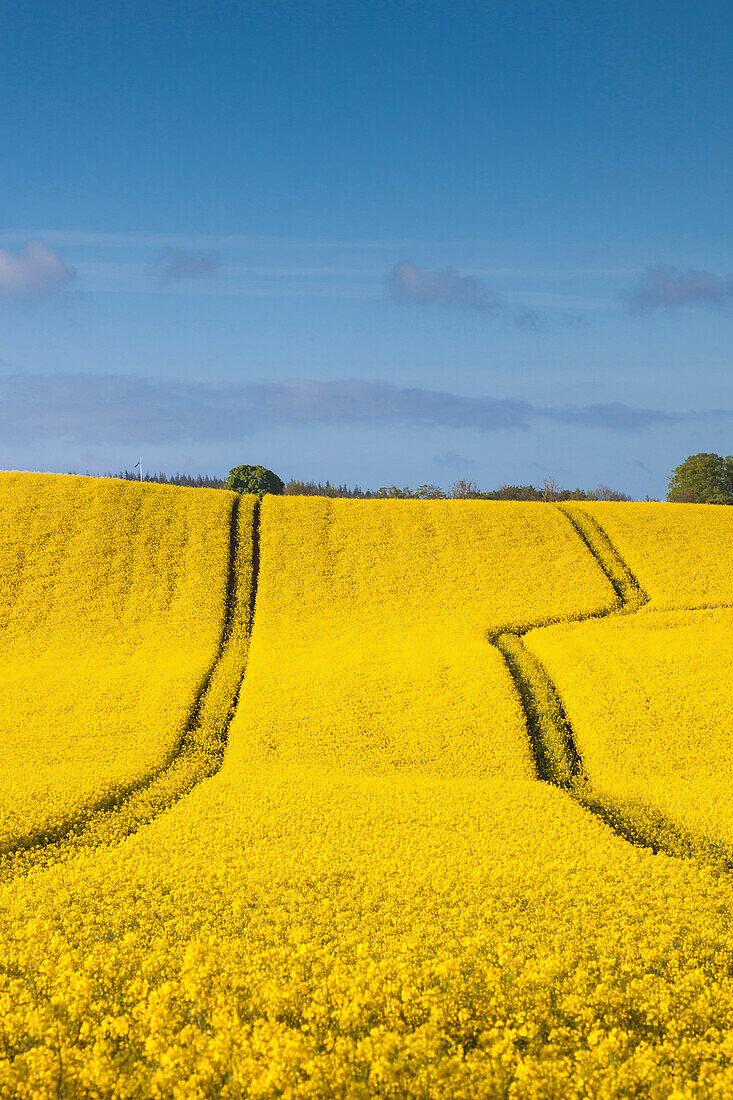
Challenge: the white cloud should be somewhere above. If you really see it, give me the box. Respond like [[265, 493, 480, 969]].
[[387, 262, 553, 331], [0, 240, 77, 300], [387, 261, 502, 313]]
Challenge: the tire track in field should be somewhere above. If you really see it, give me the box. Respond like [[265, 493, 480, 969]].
[[0, 495, 260, 881], [492, 503, 733, 870]]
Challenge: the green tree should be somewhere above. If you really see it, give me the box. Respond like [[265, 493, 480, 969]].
[[450, 479, 481, 499], [414, 484, 447, 499], [667, 453, 733, 504], [225, 464, 284, 498]]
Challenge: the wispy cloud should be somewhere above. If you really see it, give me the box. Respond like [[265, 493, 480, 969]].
[[0, 232, 621, 314], [625, 265, 733, 312], [513, 309, 546, 334], [387, 261, 558, 331], [0, 230, 434, 252], [387, 261, 502, 313], [434, 449, 475, 469], [553, 402, 680, 431], [152, 248, 220, 280], [0, 240, 76, 301], [1, 373, 728, 447]]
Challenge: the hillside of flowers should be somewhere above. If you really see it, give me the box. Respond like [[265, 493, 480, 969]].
[[0, 476, 732, 1097]]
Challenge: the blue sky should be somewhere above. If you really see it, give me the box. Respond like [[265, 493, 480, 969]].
[[1, 0, 731, 496]]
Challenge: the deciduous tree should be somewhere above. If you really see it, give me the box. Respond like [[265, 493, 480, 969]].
[[667, 453, 733, 504]]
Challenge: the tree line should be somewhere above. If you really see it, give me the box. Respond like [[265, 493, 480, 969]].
[[282, 478, 632, 501], [107, 452, 733, 503], [114, 470, 228, 489], [113, 467, 632, 501]]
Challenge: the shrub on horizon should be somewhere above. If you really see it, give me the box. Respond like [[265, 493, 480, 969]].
[[225, 465, 285, 498]]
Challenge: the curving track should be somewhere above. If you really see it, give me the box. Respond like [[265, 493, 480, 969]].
[[492, 503, 733, 869]]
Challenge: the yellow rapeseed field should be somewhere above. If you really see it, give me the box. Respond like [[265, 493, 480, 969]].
[[526, 607, 733, 852], [569, 500, 733, 609], [2, 486, 733, 1097], [6, 766, 733, 1096], [0, 473, 237, 856], [227, 496, 614, 780], [522, 500, 733, 855]]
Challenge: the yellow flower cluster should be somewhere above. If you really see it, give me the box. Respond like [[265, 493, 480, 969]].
[[0, 473, 238, 856], [2, 490, 733, 1097], [521, 500, 733, 856], [526, 605, 733, 853], [5, 773, 733, 1097], [228, 497, 613, 780], [569, 501, 733, 610]]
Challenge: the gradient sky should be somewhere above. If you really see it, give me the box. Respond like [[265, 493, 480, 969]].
[[1, 0, 732, 496]]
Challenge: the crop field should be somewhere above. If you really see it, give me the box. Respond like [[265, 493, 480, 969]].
[[1, 477, 733, 1098], [526, 606, 733, 853]]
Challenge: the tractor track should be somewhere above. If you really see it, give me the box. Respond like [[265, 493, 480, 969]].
[[0, 495, 260, 881], [491, 503, 733, 870], [4, 497, 731, 879]]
